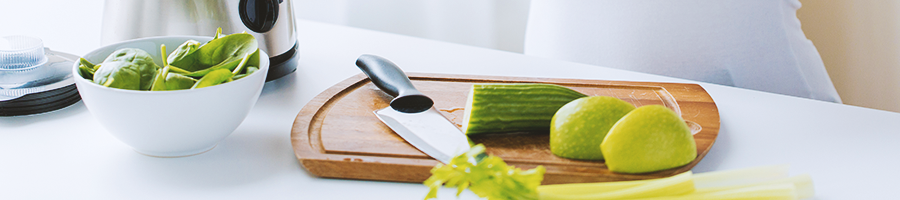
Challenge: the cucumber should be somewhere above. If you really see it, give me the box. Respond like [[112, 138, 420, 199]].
[[462, 83, 587, 135]]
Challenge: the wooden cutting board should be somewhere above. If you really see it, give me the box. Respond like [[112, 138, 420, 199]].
[[291, 73, 719, 184]]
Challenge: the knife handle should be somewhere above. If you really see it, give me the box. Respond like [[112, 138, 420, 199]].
[[356, 54, 433, 113]]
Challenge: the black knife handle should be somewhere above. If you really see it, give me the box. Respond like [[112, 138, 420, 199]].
[[356, 54, 433, 113]]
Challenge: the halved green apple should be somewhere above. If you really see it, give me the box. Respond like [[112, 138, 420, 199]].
[[550, 96, 635, 160], [601, 105, 697, 174]]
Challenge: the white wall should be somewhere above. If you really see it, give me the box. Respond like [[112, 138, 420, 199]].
[[295, 0, 530, 52], [295, 0, 900, 112]]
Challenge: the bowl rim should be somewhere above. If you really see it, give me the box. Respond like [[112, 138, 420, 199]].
[[72, 35, 270, 94]]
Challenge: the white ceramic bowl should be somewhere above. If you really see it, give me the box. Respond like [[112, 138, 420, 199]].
[[73, 36, 269, 157]]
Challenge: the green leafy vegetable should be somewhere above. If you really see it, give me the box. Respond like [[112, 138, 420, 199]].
[[78, 60, 96, 80], [83, 28, 259, 91], [166, 40, 201, 66], [232, 66, 258, 80], [166, 64, 192, 74], [231, 49, 252, 75], [230, 49, 260, 81], [212, 27, 223, 40], [93, 61, 145, 90], [168, 31, 258, 73], [79, 58, 95, 69], [246, 66, 258, 74], [164, 73, 197, 90], [77, 57, 99, 80], [150, 44, 170, 91], [150, 66, 170, 91], [93, 48, 160, 90], [424, 144, 545, 200], [245, 48, 261, 71], [191, 68, 234, 89]]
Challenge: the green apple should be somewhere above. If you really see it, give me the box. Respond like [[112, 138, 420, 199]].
[[550, 96, 636, 160], [601, 105, 697, 174]]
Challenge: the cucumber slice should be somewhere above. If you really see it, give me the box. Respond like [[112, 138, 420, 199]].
[[462, 83, 587, 135]]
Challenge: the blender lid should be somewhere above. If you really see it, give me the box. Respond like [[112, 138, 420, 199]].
[[0, 35, 81, 116]]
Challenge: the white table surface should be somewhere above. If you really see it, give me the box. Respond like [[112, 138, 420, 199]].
[[2, 1, 899, 199]]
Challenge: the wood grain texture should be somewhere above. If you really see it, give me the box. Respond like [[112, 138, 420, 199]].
[[292, 73, 720, 184]]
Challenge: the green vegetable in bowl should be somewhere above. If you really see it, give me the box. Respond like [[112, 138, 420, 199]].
[[149, 66, 170, 91], [77, 64, 95, 80], [168, 29, 258, 75], [230, 48, 261, 80], [92, 61, 144, 90], [77, 58, 102, 80], [232, 66, 258, 80], [78, 57, 95, 69], [93, 48, 161, 90], [79, 28, 260, 91], [167, 39, 201, 65], [164, 73, 197, 90], [103, 48, 160, 68], [246, 66, 258, 74], [192, 68, 233, 89], [149, 45, 171, 91]]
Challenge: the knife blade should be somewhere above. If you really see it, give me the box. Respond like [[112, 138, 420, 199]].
[[355, 54, 471, 164]]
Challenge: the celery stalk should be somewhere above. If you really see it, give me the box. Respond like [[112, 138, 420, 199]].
[[790, 175, 815, 199], [538, 178, 654, 195], [695, 174, 814, 199], [539, 165, 789, 196], [633, 183, 799, 200], [425, 148, 815, 200], [693, 165, 790, 189], [535, 165, 813, 200], [539, 172, 695, 200]]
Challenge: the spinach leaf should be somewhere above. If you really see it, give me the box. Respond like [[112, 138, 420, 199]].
[[77, 58, 97, 80], [150, 66, 170, 91], [231, 74, 248, 80], [245, 66, 258, 75], [191, 69, 233, 89], [150, 44, 170, 91], [231, 50, 253, 75], [79, 58, 95, 69], [168, 33, 257, 73], [166, 40, 201, 67], [97, 48, 160, 90], [176, 59, 238, 78], [78, 65, 95, 80], [164, 73, 197, 90], [92, 61, 144, 90], [232, 66, 258, 80], [213, 27, 223, 40], [244, 48, 261, 74]]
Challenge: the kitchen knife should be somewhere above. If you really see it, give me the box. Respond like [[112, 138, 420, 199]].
[[355, 54, 471, 164]]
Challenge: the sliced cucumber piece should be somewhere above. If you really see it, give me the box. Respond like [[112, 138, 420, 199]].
[[462, 83, 587, 135]]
